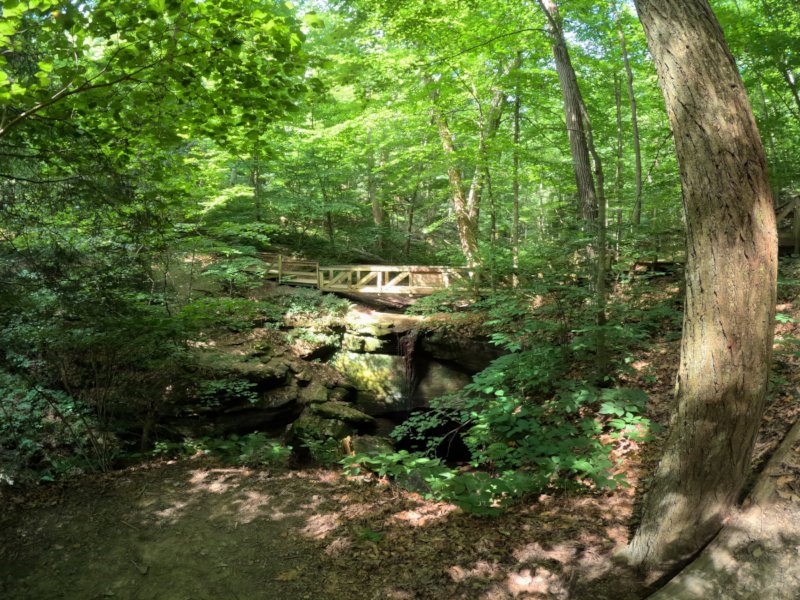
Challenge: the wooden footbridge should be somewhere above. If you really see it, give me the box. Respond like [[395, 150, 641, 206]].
[[260, 253, 477, 295]]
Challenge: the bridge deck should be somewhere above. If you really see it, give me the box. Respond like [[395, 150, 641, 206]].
[[260, 253, 476, 295]]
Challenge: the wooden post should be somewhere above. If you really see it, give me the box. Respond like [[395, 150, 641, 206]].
[[278, 254, 283, 284], [317, 264, 322, 290], [377, 271, 383, 293]]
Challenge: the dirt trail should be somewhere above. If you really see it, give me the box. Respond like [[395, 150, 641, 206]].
[[0, 458, 641, 600], [1, 461, 342, 600]]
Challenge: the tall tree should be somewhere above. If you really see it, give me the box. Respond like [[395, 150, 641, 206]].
[[623, 0, 778, 573], [430, 54, 521, 267], [537, 0, 598, 224], [616, 5, 644, 225]]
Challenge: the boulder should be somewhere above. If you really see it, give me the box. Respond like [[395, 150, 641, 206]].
[[298, 380, 330, 404], [329, 351, 411, 415], [414, 361, 472, 402], [350, 435, 394, 457], [288, 409, 353, 442], [344, 309, 423, 337], [421, 331, 506, 374], [311, 401, 374, 425], [328, 386, 354, 402], [341, 333, 387, 353], [329, 351, 471, 416]]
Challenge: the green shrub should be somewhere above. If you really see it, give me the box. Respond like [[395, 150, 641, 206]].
[[344, 348, 652, 515], [152, 432, 292, 467]]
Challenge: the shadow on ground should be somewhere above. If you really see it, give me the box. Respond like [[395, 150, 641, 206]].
[[0, 457, 645, 600]]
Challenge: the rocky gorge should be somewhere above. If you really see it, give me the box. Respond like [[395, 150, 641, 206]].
[[152, 288, 505, 457]]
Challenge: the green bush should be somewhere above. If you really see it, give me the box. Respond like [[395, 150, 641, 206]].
[[152, 432, 292, 467], [344, 347, 652, 515]]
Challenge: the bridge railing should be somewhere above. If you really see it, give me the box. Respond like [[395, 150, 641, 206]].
[[259, 253, 480, 295], [319, 264, 475, 294]]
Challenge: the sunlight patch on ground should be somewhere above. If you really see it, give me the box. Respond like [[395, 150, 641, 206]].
[[231, 490, 273, 524], [448, 560, 501, 583], [188, 469, 242, 494], [338, 501, 375, 520], [154, 500, 190, 523], [513, 541, 577, 564], [300, 512, 341, 539], [323, 536, 353, 556], [503, 567, 567, 598], [389, 503, 458, 527]]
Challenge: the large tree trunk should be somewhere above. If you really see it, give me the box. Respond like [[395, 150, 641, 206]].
[[537, 0, 597, 224], [646, 421, 800, 599], [624, 0, 778, 574]]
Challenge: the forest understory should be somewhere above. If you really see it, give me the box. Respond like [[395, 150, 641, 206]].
[[2, 264, 800, 600]]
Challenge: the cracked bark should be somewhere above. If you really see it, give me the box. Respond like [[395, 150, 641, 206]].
[[623, 0, 778, 574]]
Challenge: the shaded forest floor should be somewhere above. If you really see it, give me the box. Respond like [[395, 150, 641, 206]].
[[0, 457, 642, 600], [2, 269, 800, 600], [3, 353, 798, 600]]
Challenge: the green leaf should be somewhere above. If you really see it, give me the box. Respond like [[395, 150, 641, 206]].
[[2, 0, 24, 19]]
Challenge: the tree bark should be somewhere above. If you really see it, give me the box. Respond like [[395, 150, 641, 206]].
[[430, 56, 520, 267], [512, 83, 521, 288], [405, 183, 418, 259], [318, 176, 336, 247], [537, 0, 597, 224], [251, 148, 263, 223], [614, 73, 624, 207], [778, 67, 800, 118], [624, 0, 778, 574], [645, 420, 800, 600], [366, 129, 384, 229], [617, 7, 644, 225], [433, 106, 481, 267], [581, 101, 609, 379]]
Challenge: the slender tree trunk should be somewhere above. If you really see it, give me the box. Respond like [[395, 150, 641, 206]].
[[512, 86, 521, 287], [367, 129, 384, 250], [781, 68, 800, 118], [318, 176, 335, 247], [793, 199, 800, 256], [251, 145, 262, 223], [624, 0, 778, 574], [581, 102, 609, 378], [465, 89, 502, 228], [405, 188, 416, 259], [366, 129, 384, 229], [430, 56, 519, 268], [617, 8, 644, 224], [467, 53, 522, 229], [614, 73, 624, 206], [537, 0, 597, 224]]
